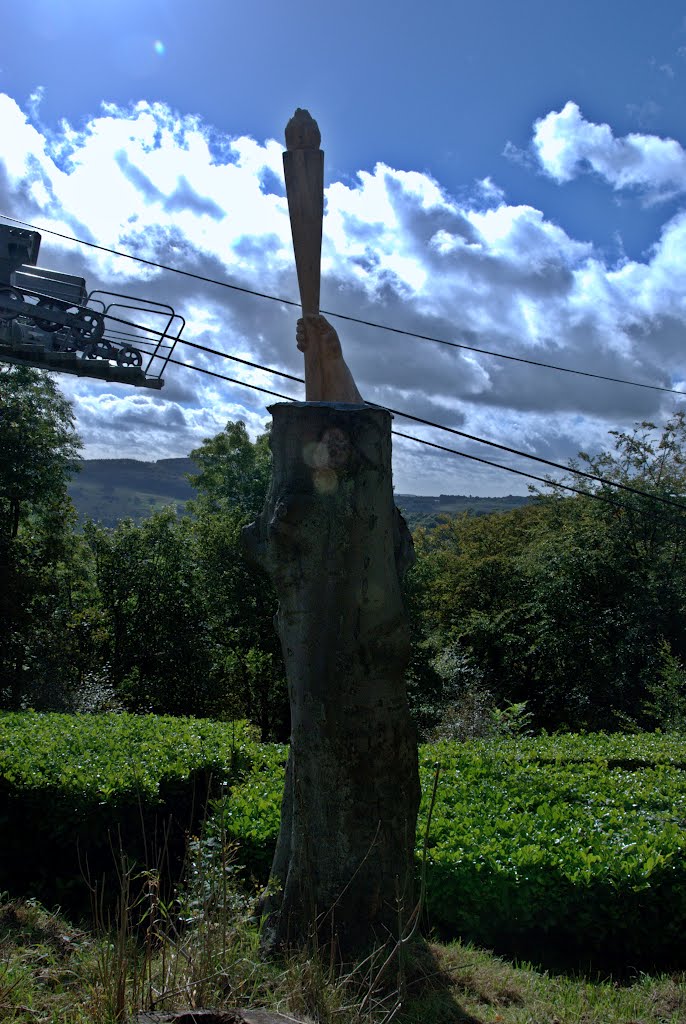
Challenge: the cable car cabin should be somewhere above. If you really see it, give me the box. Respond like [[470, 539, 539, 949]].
[[0, 223, 184, 389]]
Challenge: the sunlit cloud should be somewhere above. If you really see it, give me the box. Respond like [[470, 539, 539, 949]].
[[533, 101, 686, 199], [1, 92, 686, 493]]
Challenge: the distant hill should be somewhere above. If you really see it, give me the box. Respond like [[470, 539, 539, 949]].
[[68, 458, 532, 529], [396, 493, 532, 530], [67, 458, 198, 528]]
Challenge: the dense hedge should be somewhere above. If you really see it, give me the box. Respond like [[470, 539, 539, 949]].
[[421, 737, 686, 967], [216, 732, 686, 969], [0, 712, 256, 909], [3, 715, 685, 968]]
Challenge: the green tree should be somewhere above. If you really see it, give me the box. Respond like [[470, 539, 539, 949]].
[[83, 420, 288, 736], [190, 500, 288, 738], [533, 413, 686, 726], [0, 364, 81, 538], [187, 419, 271, 520], [85, 510, 216, 715], [410, 414, 686, 731], [187, 420, 287, 738], [0, 365, 100, 709], [411, 504, 542, 720]]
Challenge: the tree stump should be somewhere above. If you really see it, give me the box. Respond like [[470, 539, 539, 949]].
[[243, 401, 420, 957], [132, 1009, 303, 1023]]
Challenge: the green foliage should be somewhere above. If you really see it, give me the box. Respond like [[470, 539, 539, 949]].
[[0, 711, 259, 910], [0, 365, 93, 710], [419, 736, 686, 965], [77, 421, 287, 734], [0, 364, 81, 538], [490, 701, 533, 737], [216, 731, 686, 968], [212, 742, 288, 879], [188, 496, 287, 738], [642, 639, 686, 732], [187, 419, 271, 520], [409, 413, 686, 731], [82, 502, 287, 731], [1, 388, 285, 728], [406, 508, 541, 731], [4, 716, 686, 969], [84, 510, 219, 716], [0, 711, 258, 798], [421, 640, 533, 742]]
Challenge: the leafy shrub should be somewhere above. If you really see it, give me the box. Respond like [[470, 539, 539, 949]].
[[210, 743, 287, 881], [0, 712, 258, 911], [641, 639, 686, 732], [5, 715, 686, 968], [218, 732, 686, 969], [427, 643, 495, 742], [420, 737, 686, 967]]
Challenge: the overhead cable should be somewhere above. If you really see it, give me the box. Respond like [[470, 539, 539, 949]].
[[103, 304, 686, 513], [166, 354, 686, 517], [168, 357, 599, 499], [3, 212, 683, 398], [5, 214, 683, 512], [161, 324, 686, 514], [168, 357, 295, 404], [390, 430, 629, 511]]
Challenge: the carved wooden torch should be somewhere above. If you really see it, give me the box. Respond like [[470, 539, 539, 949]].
[[283, 108, 324, 400]]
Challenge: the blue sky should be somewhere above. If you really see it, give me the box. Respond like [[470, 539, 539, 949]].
[[1, 0, 686, 494]]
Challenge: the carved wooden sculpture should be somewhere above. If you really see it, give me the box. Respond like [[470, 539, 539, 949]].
[[284, 109, 363, 404], [243, 111, 419, 956], [295, 314, 363, 404]]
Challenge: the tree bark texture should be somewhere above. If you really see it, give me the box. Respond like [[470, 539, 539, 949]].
[[243, 402, 420, 956]]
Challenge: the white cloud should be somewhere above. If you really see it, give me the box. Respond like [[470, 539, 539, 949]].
[[2, 93, 686, 495], [533, 101, 686, 199], [475, 177, 505, 204]]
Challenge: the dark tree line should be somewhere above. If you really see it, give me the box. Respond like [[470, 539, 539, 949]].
[[2, 363, 685, 736], [0, 366, 286, 736], [0, 366, 84, 709], [407, 414, 686, 734]]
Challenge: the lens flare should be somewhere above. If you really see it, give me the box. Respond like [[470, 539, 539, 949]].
[[153, 40, 165, 56]]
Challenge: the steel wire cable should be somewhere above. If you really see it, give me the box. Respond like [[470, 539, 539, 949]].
[[389, 430, 630, 511], [154, 322, 686, 514], [2, 212, 684, 397], [99, 305, 686, 513], [5, 217, 685, 513], [52, 301, 686, 514], [167, 357, 683, 519]]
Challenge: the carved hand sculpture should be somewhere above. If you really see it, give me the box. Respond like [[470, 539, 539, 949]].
[[296, 314, 364, 404]]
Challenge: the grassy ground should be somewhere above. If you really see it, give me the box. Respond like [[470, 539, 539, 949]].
[[1, 895, 684, 1024]]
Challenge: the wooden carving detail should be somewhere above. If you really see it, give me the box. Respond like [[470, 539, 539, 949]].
[[285, 108, 321, 151], [283, 110, 363, 403], [296, 314, 363, 404]]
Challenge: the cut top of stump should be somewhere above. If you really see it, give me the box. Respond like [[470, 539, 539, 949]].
[[131, 1007, 307, 1024]]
